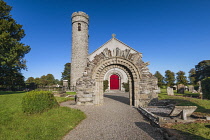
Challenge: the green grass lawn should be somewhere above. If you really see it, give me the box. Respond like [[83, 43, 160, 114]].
[[55, 92, 77, 103], [159, 88, 210, 139], [159, 88, 210, 115], [0, 91, 85, 140], [66, 91, 76, 95]]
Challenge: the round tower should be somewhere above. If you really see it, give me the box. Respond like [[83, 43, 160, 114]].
[[71, 11, 89, 87]]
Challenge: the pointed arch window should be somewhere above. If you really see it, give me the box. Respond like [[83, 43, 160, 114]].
[[78, 23, 81, 31]]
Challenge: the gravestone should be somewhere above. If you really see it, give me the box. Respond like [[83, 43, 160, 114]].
[[177, 84, 185, 94], [188, 85, 194, 92], [167, 87, 174, 96], [63, 80, 68, 91], [198, 81, 202, 93]]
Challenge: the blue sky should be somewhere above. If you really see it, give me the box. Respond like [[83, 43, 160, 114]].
[[4, 0, 210, 80]]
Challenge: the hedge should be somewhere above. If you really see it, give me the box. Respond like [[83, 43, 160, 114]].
[[22, 91, 59, 114]]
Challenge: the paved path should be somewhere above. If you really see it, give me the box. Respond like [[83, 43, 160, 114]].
[[61, 92, 163, 140]]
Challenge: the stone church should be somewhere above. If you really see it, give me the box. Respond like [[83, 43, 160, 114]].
[[70, 11, 159, 107]]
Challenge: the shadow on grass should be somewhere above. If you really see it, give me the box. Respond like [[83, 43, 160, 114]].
[[0, 91, 25, 95], [172, 128, 209, 140], [104, 94, 130, 105]]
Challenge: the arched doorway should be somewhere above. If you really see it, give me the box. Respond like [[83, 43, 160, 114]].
[[110, 74, 120, 90]]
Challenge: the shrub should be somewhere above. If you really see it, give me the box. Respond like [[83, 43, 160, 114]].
[[22, 91, 59, 114], [103, 80, 108, 92], [122, 81, 129, 92], [201, 77, 210, 99]]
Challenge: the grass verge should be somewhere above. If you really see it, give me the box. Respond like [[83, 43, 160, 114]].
[[0, 91, 86, 140]]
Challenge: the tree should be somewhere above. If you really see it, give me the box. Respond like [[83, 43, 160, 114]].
[[154, 71, 164, 87], [195, 60, 210, 82], [176, 71, 188, 85], [45, 74, 55, 86], [39, 74, 56, 87], [164, 70, 175, 87], [201, 77, 210, 99], [188, 68, 196, 85], [26, 77, 35, 83], [61, 63, 71, 86], [0, 0, 30, 88]]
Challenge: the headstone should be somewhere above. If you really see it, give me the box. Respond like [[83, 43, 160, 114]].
[[167, 87, 174, 96], [63, 80, 68, 91], [177, 84, 185, 94], [198, 81, 202, 93], [188, 85, 194, 92]]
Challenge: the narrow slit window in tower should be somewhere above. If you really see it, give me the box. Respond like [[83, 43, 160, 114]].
[[78, 23, 81, 31]]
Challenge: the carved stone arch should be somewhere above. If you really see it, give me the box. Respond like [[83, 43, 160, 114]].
[[92, 57, 141, 106], [76, 51, 159, 107], [92, 57, 141, 80]]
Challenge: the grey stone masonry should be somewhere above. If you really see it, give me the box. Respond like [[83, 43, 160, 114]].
[[71, 11, 89, 86]]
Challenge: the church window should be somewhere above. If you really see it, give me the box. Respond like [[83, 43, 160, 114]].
[[78, 23, 81, 31]]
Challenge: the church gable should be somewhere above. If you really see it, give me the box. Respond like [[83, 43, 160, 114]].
[[88, 36, 139, 61]]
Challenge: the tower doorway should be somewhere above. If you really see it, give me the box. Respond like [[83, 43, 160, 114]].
[[110, 74, 120, 90]]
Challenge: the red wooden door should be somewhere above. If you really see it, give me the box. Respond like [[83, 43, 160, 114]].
[[110, 74, 119, 90]]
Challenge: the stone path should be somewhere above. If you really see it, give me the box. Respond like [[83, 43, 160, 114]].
[[61, 92, 164, 140]]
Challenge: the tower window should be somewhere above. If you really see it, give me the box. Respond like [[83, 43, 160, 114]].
[[78, 23, 81, 31]]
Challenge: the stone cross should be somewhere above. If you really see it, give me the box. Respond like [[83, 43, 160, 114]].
[[112, 34, 116, 38]]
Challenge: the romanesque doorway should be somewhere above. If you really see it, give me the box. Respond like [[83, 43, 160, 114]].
[[110, 74, 120, 90]]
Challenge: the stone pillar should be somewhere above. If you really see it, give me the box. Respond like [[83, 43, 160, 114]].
[[71, 11, 89, 86]]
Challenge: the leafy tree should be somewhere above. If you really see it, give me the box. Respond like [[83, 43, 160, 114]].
[[26, 77, 35, 83], [34, 77, 41, 86], [45, 74, 55, 86], [164, 70, 175, 87], [201, 77, 210, 99], [176, 71, 188, 85], [39, 74, 56, 87], [0, 0, 30, 88], [154, 71, 164, 87], [39, 75, 47, 87], [25, 77, 36, 90], [54, 79, 60, 85], [61, 63, 71, 86], [188, 68, 196, 85], [195, 60, 210, 82]]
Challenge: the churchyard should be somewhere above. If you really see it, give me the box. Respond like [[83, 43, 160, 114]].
[[158, 88, 210, 139], [1, 88, 210, 139]]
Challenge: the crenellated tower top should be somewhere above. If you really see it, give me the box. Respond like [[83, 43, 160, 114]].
[[71, 11, 89, 24]]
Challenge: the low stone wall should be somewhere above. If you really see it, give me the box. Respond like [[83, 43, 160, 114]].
[[137, 107, 159, 127]]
